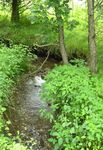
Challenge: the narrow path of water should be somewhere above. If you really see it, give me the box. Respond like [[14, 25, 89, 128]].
[[7, 58, 59, 150], [8, 76, 51, 150]]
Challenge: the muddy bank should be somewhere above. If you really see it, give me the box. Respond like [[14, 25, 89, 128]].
[[0, 38, 87, 62]]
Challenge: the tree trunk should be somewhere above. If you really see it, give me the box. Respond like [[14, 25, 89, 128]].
[[58, 23, 69, 64], [11, 0, 20, 23], [55, 0, 68, 64], [87, 0, 96, 73]]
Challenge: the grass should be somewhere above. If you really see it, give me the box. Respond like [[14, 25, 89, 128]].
[[0, 8, 103, 74], [0, 15, 57, 46]]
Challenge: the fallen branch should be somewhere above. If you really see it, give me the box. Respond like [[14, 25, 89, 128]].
[[29, 50, 50, 76], [33, 43, 59, 48], [35, 50, 50, 73]]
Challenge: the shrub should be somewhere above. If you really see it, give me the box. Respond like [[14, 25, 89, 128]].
[[41, 64, 103, 150], [0, 44, 34, 149]]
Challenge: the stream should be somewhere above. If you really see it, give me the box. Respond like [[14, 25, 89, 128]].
[[7, 58, 59, 150]]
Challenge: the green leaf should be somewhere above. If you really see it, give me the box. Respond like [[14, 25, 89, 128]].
[[58, 138, 63, 146]]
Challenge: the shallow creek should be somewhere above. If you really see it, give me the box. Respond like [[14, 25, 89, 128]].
[[6, 58, 59, 150], [7, 76, 51, 150]]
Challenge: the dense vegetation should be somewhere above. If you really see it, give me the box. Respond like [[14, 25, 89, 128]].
[[41, 63, 103, 149], [0, 0, 103, 149], [0, 44, 33, 149]]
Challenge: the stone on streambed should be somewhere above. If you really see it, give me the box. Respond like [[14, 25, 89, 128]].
[[34, 76, 45, 87]]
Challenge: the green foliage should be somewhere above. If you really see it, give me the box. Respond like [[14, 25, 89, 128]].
[[0, 44, 33, 149], [29, 0, 49, 24], [41, 64, 103, 150], [0, 16, 57, 45], [0, 2, 103, 73], [70, 59, 86, 66], [0, 45, 27, 76], [47, 0, 71, 20], [65, 7, 103, 73], [0, 135, 27, 150]]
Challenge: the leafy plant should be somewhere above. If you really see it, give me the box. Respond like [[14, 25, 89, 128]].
[[41, 64, 103, 150], [0, 44, 34, 150]]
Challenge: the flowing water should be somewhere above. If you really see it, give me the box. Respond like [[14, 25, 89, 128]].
[[7, 58, 59, 150], [8, 76, 51, 150]]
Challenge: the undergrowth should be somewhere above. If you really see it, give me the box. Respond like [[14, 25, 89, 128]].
[[0, 44, 35, 150], [0, 16, 57, 46], [41, 63, 103, 150], [0, 13, 103, 74]]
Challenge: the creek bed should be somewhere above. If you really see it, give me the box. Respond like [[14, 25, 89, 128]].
[[7, 76, 51, 150], [6, 58, 59, 149]]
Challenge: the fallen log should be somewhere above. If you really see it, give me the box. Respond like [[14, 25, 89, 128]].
[[30, 43, 62, 60]]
